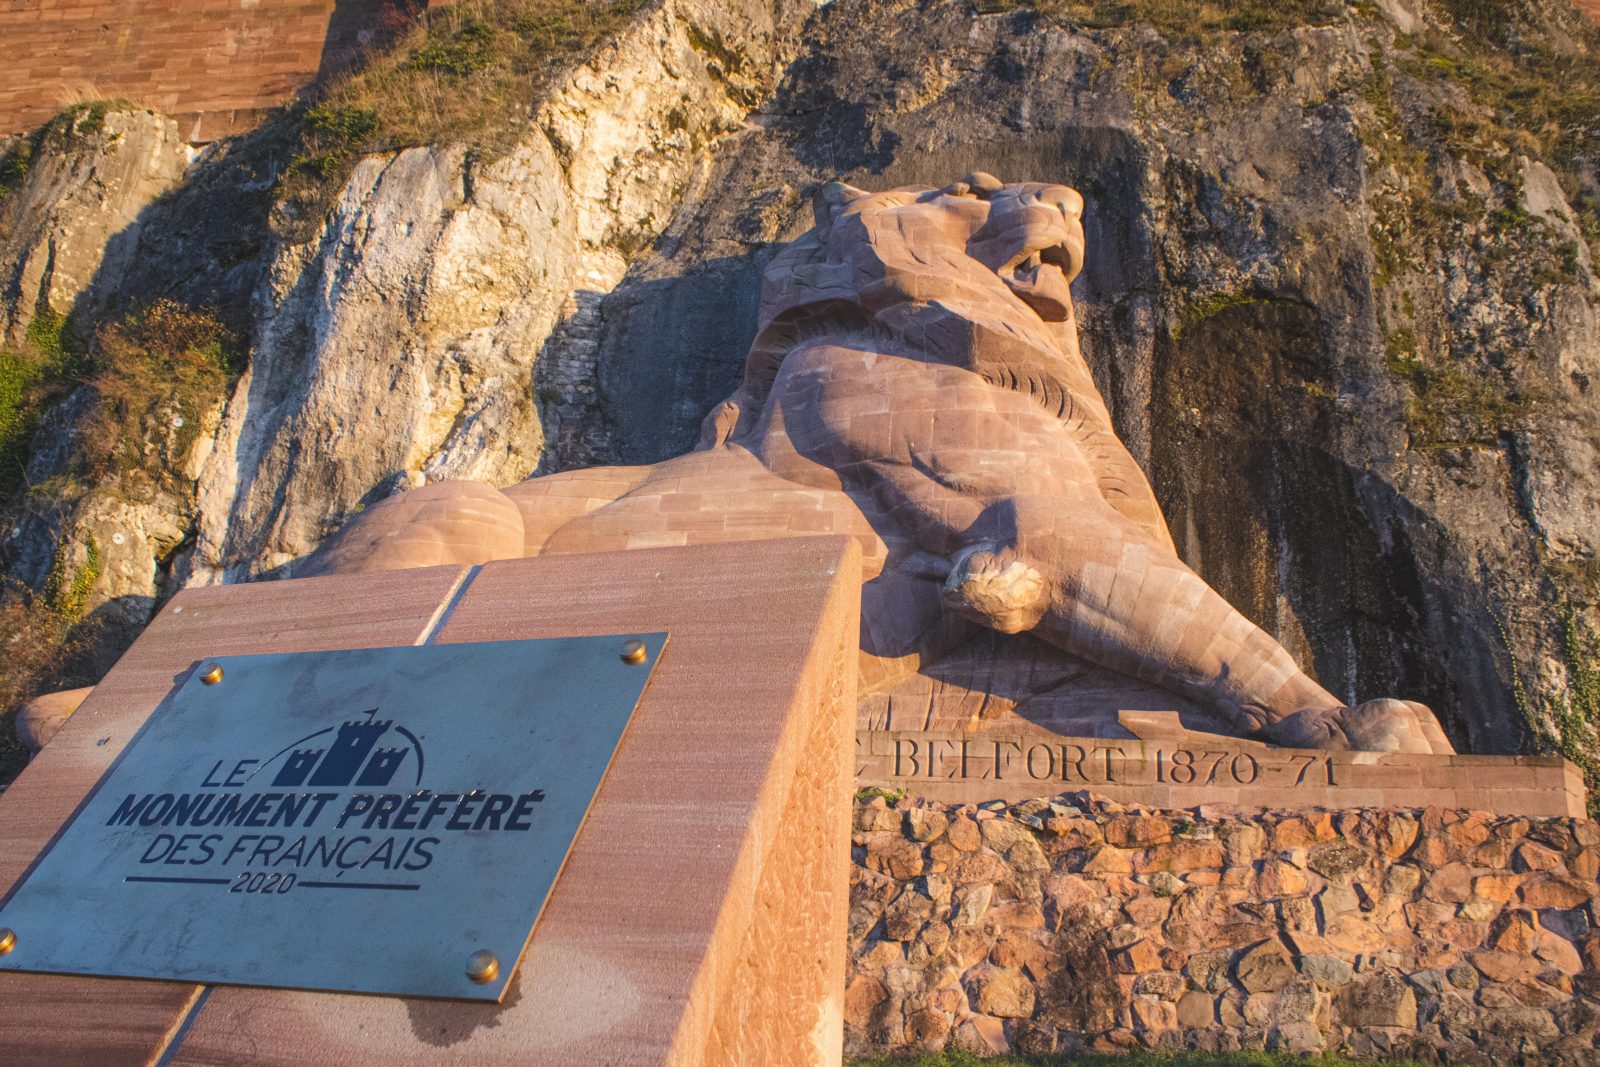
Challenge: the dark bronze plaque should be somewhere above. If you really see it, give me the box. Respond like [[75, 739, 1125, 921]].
[[0, 634, 665, 1001]]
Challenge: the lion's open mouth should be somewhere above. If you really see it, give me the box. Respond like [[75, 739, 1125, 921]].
[[1002, 240, 1077, 321]]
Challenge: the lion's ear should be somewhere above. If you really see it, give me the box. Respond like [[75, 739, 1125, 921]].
[[963, 172, 1004, 197], [813, 180, 869, 227]]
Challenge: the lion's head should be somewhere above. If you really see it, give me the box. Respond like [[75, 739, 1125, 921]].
[[803, 173, 1086, 319], [702, 174, 1102, 447]]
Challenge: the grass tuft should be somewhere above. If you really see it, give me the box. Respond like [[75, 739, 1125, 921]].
[[971, 0, 1346, 37], [1384, 351, 1531, 451], [0, 306, 86, 507], [77, 301, 239, 492]]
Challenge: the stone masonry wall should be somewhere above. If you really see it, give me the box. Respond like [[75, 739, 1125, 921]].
[[0, 0, 436, 139], [848, 792, 1600, 1063]]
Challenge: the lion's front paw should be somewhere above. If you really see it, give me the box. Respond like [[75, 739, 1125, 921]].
[[1263, 699, 1455, 755], [940, 543, 1049, 634]]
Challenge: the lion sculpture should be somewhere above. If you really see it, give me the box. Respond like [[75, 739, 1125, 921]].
[[290, 174, 1451, 755], [21, 175, 1453, 755]]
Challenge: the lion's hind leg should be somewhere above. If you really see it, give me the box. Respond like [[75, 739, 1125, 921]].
[[500, 466, 651, 554]]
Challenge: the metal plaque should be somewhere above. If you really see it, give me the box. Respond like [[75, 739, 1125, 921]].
[[0, 633, 665, 1001]]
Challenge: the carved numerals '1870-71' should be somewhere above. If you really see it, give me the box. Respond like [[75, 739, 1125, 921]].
[[858, 733, 1340, 790]]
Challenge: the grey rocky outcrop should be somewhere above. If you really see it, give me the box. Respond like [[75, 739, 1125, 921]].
[[0, 0, 808, 625], [0, 106, 190, 346], [577, 0, 1600, 762]]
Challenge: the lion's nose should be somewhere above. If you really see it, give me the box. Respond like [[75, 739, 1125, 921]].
[[1037, 185, 1083, 222]]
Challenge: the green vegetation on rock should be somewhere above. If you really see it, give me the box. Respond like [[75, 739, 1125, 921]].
[[40, 533, 99, 627], [1543, 562, 1600, 816], [0, 100, 137, 205], [0, 300, 235, 757], [972, 0, 1346, 36], [78, 300, 239, 491], [1362, 6, 1595, 451], [1383, 327, 1531, 450], [0, 308, 81, 505], [274, 0, 650, 236], [0, 533, 101, 793], [0, 300, 237, 511], [1173, 289, 1267, 341], [1411, 4, 1600, 258], [1496, 558, 1600, 819]]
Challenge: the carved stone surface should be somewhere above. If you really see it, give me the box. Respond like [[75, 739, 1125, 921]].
[[16, 687, 91, 754], [302, 175, 1452, 756], [854, 712, 1584, 817]]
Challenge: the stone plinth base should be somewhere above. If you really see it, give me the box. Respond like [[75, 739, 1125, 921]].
[[848, 791, 1600, 1064], [0, 537, 860, 1066], [856, 711, 1586, 818]]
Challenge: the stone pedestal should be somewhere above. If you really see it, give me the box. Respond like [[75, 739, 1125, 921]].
[[0, 536, 860, 1066]]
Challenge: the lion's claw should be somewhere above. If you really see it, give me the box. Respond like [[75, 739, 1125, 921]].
[[1263, 699, 1454, 755], [941, 543, 1050, 634]]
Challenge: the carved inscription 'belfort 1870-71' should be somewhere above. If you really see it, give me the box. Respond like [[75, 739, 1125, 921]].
[[869, 733, 1339, 790], [854, 721, 1586, 817]]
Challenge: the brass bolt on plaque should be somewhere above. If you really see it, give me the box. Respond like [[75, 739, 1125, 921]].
[[199, 663, 224, 686], [0, 928, 15, 955], [620, 639, 647, 665], [465, 949, 499, 984]]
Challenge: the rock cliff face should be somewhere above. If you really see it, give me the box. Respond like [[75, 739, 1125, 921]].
[[187, 0, 804, 584], [1, 0, 1598, 777], [0, 107, 192, 346], [0, 106, 203, 637]]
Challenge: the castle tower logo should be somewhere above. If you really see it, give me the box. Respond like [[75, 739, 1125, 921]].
[[268, 709, 425, 789]]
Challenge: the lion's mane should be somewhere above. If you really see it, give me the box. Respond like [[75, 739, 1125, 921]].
[[701, 183, 1115, 449]]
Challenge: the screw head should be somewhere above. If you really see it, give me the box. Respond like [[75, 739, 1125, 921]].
[[620, 639, 647, 665], [0, 928, 16, 955], [199, 663, 224, 686], [465, 949, 499, 984]]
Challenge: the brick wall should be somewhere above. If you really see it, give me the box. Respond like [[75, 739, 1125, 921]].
[[0, 0, 436, 141]]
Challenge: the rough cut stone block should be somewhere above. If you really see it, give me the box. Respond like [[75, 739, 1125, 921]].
[[1333, 972, 1418, 1029], [1235, 940, 1295, 993]]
